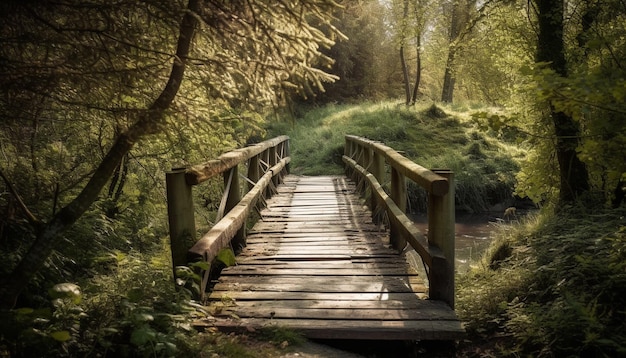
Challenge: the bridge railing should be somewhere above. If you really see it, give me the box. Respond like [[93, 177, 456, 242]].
[[166, 136, 290, 294], [343, 135, 455, 308]]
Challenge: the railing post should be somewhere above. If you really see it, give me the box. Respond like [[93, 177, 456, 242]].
[[269, 146, 278, 189], [390, 167, 407, 251], [360, 146, 372, 197], [224, 165, 245, 252], [427, 170, 455, 308], [166, 168, 196, 282], [284, 138, 291, 174], [343, 136, 352, 178], [276, 140, 287, 184], [248, 154, 260, 192], [262, 148, 272, 199], [370, 151, 384, 224]]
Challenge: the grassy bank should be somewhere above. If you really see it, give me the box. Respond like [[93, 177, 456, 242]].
[[267, 101, 525, 213], [458, 206, 626, 357]]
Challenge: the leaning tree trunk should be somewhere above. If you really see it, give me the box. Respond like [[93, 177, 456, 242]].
[[441, 49, 456, 103], [535, 0, 589, 203], [399, 0, 412, 106], [411, 32, 422, 104], [441, 0, 473, 103], [400, 45, 412, 105], [0, 0, 202, 309]]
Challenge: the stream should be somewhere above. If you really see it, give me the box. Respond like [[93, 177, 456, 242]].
[[407, 213, 502, 275]]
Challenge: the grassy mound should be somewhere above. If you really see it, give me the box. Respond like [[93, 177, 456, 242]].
[[266, 101, 525, 213]]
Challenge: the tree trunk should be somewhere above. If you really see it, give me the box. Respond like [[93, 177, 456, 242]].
[[0, 0, 202, 309], [535, 0, 590, 203], [411, 32, 422, 104], [400, 45, 412, 105], [441, 51, 455, 103], [441, 0, 473, 103], [400, 0, 411, 106]]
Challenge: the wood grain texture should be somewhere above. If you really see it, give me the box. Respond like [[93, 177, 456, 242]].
[[200, 175, 464, 341]]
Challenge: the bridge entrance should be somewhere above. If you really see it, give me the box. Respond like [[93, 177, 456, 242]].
[[201, 175, 464, 340]]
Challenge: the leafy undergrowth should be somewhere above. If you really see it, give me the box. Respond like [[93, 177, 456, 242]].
[[267, 101, 525, 213], [0, 245, 306, 357], [457, 206, 626, 357]]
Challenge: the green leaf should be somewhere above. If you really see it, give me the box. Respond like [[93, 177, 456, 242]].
[[49, 283, 82, 304], [130, 326, 156, 346], [216, 248, 236, 267], [519, 64, 533, 75], [134, 313, 154, 322], [189, 261, 210, 271], [50, 330, 72, 342]]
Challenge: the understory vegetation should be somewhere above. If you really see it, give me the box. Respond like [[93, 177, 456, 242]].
[[457, 206, 626, 357]]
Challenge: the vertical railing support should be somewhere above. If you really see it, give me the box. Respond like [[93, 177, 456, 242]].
[[224, 165, 245, 252], [166, 168, 196, 282], [262, 149, 272, 199], [283, 139, 291, 175], [268, 146, 278, 190], [390, 167, 407, 251], [428, 170, 455, 308], [370, 151, 384, 224], [359, 146, 372, 197], [248, 154, 260, 192]]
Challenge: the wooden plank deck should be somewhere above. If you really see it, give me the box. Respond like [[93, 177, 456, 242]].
[[204, 175, 464, 341]]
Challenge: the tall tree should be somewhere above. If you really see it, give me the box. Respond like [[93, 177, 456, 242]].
[[534, 0, 590, 203], [400, 0, 413, 105], [395, 0, 429, 105], [441, 0, 474, 102]]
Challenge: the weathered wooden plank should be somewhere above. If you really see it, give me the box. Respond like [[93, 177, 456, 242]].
[[200, 318, 465, 341], [212, 306, 456, 321], [208, 291, 426, 301], [212, 277, 423, 293], [239, 246, 398, 255], [211, 298, 440, 311], [233, 259, 410, 267], [218, 267, 417, 276]]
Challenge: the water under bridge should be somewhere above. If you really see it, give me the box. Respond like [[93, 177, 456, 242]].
[[166, 135, 464, 341]]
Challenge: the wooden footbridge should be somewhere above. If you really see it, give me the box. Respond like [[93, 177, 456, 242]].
[[166, 136, 464, 341]]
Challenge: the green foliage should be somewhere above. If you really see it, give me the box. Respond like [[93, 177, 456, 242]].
[[1, 283, 87, 356], [216, 248, 237, 267], [458, 207, 626, 357], [268, 101, 523, 212], [0, 249, 210, 357], [313, 0, 400, 103]]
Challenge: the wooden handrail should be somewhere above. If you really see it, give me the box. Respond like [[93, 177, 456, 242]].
[[342, 135, 455, 308], [166, 136, 290, 295], [185, 135, 290, 185]]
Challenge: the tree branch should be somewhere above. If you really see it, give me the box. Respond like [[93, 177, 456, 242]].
[[0, 167, 41, 226]]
